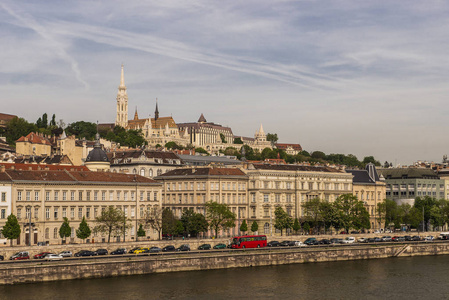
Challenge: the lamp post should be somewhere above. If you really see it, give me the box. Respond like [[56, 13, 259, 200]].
[[27, 206, 32, 247]]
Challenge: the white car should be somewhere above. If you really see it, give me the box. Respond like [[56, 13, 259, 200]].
[[424, 236, 434, 241], [45, 254, 63, 261], [342, 237, 356, 244], [59, 251, 72, 257], [357, 237, 367, 243], [294, 241, 307, 247]]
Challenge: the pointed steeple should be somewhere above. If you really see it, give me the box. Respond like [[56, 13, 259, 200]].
[[258, 124, 265, 135], [155, 98, 159, 121], [134, 107, 139, 120], [120, 64, 125, 88], [198, 113, 207, 123]]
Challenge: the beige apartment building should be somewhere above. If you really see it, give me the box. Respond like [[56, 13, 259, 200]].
[[155, 167, 249, 237], [0, 169, 162, 245], [244, 163, 353, 236], [346, 163, 386, 231]]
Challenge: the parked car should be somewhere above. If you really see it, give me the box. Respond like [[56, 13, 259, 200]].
[[404, 236, 413, 241], [162, 234, 173, 240], [342, 237, 356, 244], [133, 247, 150, 254], [366, 238, 376, 243], [149, 247, 161, 253], [95, 249, 108, 255], [357, 237, 367, 243], [162, 245, 176, 252], [319, 239, 331, 245], [45, 254, 63, 261], [425, 236, 434, 242], [267, 241, 280, 247], [10, 251, 30, 260], [198, 244, 211, 250], [350, 231, 360, 234], [374, 237, 382, 243], [392, 236, 400, 242], [304, 238, 318, 245], [177, 244, 191, 251], [0, 254, 4, 261], [294, 241, 307, 247], [412, 236, 422, 241], [330, 238, 341, 244], [59, 251, 72, 257], [110, 248, 126, 255], [74, 250, 96, 257], [213, 243, 227, 249], [128, 247, 141, 254], [279, 241, 293, 247], [396, 236, 406, 242], [381, 236, 392, 242], [34, 252, 53, 259]]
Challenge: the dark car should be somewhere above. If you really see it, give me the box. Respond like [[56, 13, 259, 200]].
[[111, 248, 126, 255], [213, 243, 227, 249], [350, 231, 359, 234], [198, 244, 211, 250], [34, 252, 53, 259], [162, 245, 176, 252], [374, 237, 382, 243], [149, 247, 161, 253], [95, 249, 108, 255], [177, 244, 190, 251], [366, 238, 376, 243], [10, 251, 30, 260], [304, 238, 318, 245], [0, 255, 4, 261], [267, 241, 280, 247], [412, 236, 421, 241], [162, 234, 173, 240], [404, 236, 413, 241], [330, 238, 341, 244], [74, 250, 96, 257], [319, 239, 331, 245], [279, 241, 292, 247]]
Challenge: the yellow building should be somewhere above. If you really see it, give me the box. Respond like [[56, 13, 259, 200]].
[[0, 169, 162, 245], [16, 132, 52, 156], [155, 167, 248, 237]]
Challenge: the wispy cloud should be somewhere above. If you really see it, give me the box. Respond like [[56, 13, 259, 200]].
[[0, 2, 89, 89]]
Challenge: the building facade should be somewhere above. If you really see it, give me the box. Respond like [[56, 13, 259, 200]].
[[244, 163, 353, 236], [0, 169, 162, 245], [155, 167, 249, 237], [346, 163, 386, 231]]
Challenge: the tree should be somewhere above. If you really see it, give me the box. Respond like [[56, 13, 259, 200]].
[[205, 201, 236, 237], [234, 137, 243, 144], [251, 221, 259, 233], [2, 214, 20, 246], [143, 206, 163, 240], [94, 206, 127, 243], [165, 141, 182, 150], [377, 200, 386, 229], [181, 209, 208, 237], [302, 198, 322, 233], [76, 216, 91, 242], [195, 147, 209, 155], [65, 121, 97, 140], [414, 196, 437, 231], [333, 194, 370, 233], [137, 224, 146, 239], [4, 117, 38, 145], [292, 218, 301, 234], [50, 114, 56, 127], [59, 217, 71, 243], [240, 220, 248, 233], [266, 133, 278, 147], [162, 208, 178, 236], [274, 206, 293, 236], [303, 222, 310, 234], [362, 156, 380, 166], [220, 133, 227, 143], [311, 151, 326, 160], [319, 202, 338, 234]]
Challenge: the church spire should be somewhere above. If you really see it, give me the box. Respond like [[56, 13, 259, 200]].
[[120, 64, 125, 88], [154, 98, 159, 121], [134, 107, 138, 120]]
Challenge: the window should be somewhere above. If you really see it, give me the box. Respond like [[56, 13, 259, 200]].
[[264, 223, 270, 234], [70, 207, 75, 218], [131, 192, 135, 201], [154, 192, 158, 201], [54, 191, 59, 201], [45, 228, 49, 239], [94, 208, 98, 218], [26, 191, 30, 201], [109, 191, 114, 201], [251, 194, 256, 203], [78, 208, 83, 218], [140, 207, 144, 217], [86, 207, 91, 218], [140, 192, 144, 201], [286, 194, 292, 203], [45, 191, 50, 201], [62, 207, 67, 218], [86, 191, 91, 201], [17, 208, 21, 219], [140, 169, 145, 176], [54, 207, 59, 219], [264, 194, 269, 203], [102, 191, 106, 201], [124, 192, 128, 201], [286, 182, 291, 190], [53, 228, 58, 239], [1, 192, 5, 202], [131, 206, 135, 217], [147, 192, 151, 201], [70, 191, 74, 201], [46, 208, 50, 219], [275, 194, 280, 203], [17, 191, 22, 201], [34, 208, 38, 218], [79, 191, 83, 201], [1, 209, 5, 219], [94, 191, 98, 201], [117, 191, 121, 201], [264, 207, 269, 217], [63, 191, 67, 201]]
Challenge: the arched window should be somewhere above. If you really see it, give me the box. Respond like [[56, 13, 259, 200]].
[[264, 223, 269, 234], [140, 169, 145, 176], [53, 228, 58, 239], [71, 227, 75, 238], [45, 228, 49, 239], [157, 169, 162, 176], [133, 168, 137, 174], [149, 169, 153, 177]]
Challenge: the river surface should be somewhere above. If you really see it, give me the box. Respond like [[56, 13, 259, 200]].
[[1, 255, 449, 299]]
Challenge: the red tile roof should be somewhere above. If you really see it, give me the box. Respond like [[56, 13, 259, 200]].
[[16, 132, 52, 145], [275, 143, 303, 151], [0, 163, 88, 172]]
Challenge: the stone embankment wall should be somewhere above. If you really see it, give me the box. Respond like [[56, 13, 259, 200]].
[[1, 242, 448, 285]]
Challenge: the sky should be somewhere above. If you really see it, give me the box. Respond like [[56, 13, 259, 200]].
[[1, 0, 449, 166]]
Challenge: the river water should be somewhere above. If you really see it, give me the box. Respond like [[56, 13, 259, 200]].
[[1, 255, 449, 299]]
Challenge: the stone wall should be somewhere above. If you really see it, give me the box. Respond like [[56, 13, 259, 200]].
[[1, 242, 448, 285]]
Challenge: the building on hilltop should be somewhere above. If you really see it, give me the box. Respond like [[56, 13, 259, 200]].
[[0, 168, 162, 245], [346, 163, 386, 231], [16, 132, 52, 156], [275, 143, 303, 156], [155, 167, 249, 237], [0, 113, 17, 129]]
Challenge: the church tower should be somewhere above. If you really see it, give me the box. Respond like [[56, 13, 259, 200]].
[[115, 64, 128, 128], [154, 99, 159, 121]]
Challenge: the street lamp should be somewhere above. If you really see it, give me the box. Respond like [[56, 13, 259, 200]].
[[26, 205, 32, 247]]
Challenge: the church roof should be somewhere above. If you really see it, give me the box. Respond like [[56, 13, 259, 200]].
[[151, 116, 177, 128], [198, 113, 207, 123]]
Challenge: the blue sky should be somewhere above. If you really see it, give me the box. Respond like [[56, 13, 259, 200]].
[[1, 1, 449, 165]]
